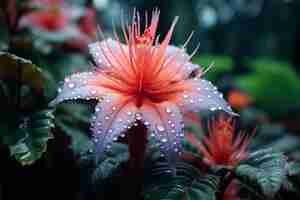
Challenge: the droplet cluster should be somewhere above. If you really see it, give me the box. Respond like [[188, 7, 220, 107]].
[[53, 72, 101, 105], [179, 78, 234, 114]]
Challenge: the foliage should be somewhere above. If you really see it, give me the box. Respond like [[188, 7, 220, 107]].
[[236, 59, 300, 119]]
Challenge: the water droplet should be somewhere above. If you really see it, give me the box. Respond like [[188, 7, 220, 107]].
[[144, 121, 150, 126], [112, 106, 117, 111], [58, 88, 62, 93], [113, 137, 118, 141], [105, 116, 110, 120], [161, 138, 168, 143], [127, 111, 132, 116], [65, 78, 70, 82], [207, 95, 211, 98], [118, 118, 123, 122], [210, 107, 216, 111], [174, 148, 179, 152], [196, 87, 201, 91], [95, 107, 101, 112], [189, 99, 194, 103], [171, 123, 175, 128], [68, 83, 75, 88], [157, 125, 165, 132], [183, 94, 188, 99], [108, 129, 113, 133], [135, 113, 142, 120], [150, 133, 155, 137], [166, 108, 172, 113]]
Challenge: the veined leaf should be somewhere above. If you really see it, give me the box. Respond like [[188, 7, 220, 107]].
[[0, 51, 44, 94], [9, 109, 54, 165], [144, 161, 220, 200], [235, 148, 288, 198], [92, 143, 128, 181]]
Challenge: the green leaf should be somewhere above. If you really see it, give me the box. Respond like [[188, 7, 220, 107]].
[[235, 148, 288, 198], [193, 55, 233, 81], [0, 51, 44, 94], [144, 161, 220, 200], [55, 103, 92, 154], [236, 59, 300, 119], [9, 109, 54, 165], [93, 143, 128, 181], [284, 162, 300, 193]]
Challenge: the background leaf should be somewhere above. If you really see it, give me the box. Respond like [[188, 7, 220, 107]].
[[234, 148, 288, 198]]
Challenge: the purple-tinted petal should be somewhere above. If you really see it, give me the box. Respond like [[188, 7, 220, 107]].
[[50, 72, 107, 106], [164, 45, 200, 78], [140, 101, 184, 170], [91, 94, 138, 159], [88, 38, 127, 68], [176, 79, 236, 115]]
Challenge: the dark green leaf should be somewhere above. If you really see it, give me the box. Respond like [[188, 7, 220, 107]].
[[0, 51, 44, 94], [9, 108, 54, 165], [93, 143, 128, 181], [235, 148, 288, 198], [144, 161, 219, 200]]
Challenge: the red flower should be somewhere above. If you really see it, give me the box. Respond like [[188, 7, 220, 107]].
[[21, 0, 68, 31], [64, 8, 97, 51], [51, 10, 235, 162], [228, 90, 252, 110], [187, 116, 252, 166], [79, 8, 97, 38]]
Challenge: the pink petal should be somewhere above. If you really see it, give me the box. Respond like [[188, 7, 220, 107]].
[[88, 38, 128, 68], [91, 94, 138, 158], [140, 101, 184, 169], [50, 72, 109, 106], [176, 79, 236, 115], [165, 45, 199, 78]]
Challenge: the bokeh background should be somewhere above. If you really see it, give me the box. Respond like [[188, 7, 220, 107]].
[[0, 0, 300, 199]]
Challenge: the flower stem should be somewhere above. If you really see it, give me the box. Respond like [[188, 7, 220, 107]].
[[123, 122, 148, 200]]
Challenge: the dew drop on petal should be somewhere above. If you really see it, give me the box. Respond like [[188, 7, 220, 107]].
[[161, 138, 168, 143], [144, 121, 150, 126], [157, 125, 165, 132], [68, 83, 75, 88], [166, 108, 172, 113]]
